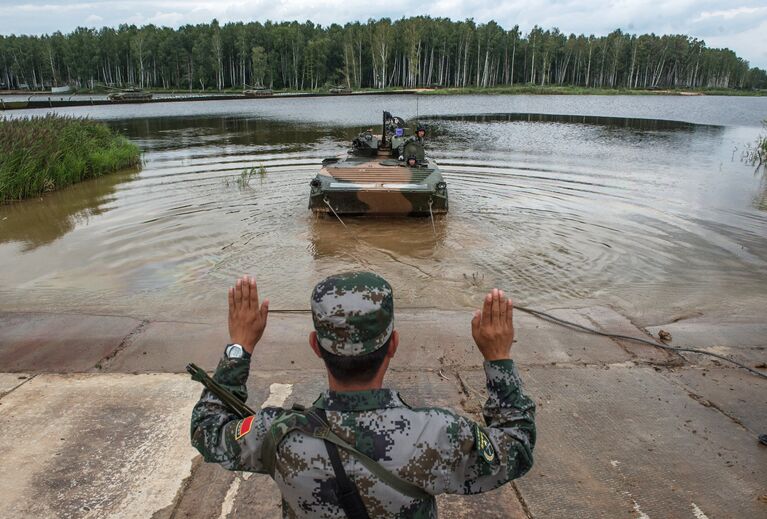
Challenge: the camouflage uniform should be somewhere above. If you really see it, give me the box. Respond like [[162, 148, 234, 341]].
[[191, 272, 536, 518], [397, 134, 425, 160]]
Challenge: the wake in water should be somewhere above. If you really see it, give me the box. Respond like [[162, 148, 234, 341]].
[[1, 106, 766, 325]]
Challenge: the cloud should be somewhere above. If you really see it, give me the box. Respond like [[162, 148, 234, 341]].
[[689, 5, 767, 37], [705, 17, 767, 67], [145, 11, 188, 26], [695, 6, 766, 21]]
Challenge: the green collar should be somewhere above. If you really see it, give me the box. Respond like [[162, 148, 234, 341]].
[[313, 389, 407, 411]]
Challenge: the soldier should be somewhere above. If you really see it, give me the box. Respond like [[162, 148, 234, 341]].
[[397, 124, 426, 161], [191, 272, 536, 518]]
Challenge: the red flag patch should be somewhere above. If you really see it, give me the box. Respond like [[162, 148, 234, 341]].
[[235, 415, 255, 440]]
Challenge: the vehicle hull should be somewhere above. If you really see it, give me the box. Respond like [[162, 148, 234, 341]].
[[309, 155, 448, 216], [107, 93, 153, 102]]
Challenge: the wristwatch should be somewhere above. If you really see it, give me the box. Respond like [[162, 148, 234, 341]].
[[225, 343, 245, 359]]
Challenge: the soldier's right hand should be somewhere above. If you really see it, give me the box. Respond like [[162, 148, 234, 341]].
[[471, 289, 514, 361], [228, 275, 269, 354]]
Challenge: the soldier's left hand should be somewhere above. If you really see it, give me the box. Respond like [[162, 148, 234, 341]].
[[471, 288, 514, 361], [228, 275, 269, 354]]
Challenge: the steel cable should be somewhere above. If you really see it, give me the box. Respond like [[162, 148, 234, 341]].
[[266, 305, 766, 379]]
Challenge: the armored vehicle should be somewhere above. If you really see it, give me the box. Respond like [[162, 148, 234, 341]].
[[107, 88, 152, 102], [329, 85, 352, 94], [309, 111, 448, 216], [244, 86, 273, 97]]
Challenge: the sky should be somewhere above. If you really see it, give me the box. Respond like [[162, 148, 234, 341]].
[[1, 0, 765, 68]]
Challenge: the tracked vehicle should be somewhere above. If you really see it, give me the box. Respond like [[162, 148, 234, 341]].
[[243, 86, 273, 97], [309, 112, 448, 216], [329, 85, 352, 94], [107, 88, 152, 102]]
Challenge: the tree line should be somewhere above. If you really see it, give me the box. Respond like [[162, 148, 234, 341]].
[[2, 17, 766, 92]]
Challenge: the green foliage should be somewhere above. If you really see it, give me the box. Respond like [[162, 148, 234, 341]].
[[226, 165, 266, 189], [250, 46, 268, 87], [0, 17, 763, 93], [238, 167, 253, 188], [743, 121, 767, 169], [0, 115, 140, 202]]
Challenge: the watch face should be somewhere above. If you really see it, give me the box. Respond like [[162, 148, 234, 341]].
[[226, 344, 244, 359]]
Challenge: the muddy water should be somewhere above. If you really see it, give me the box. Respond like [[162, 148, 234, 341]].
[[1, 95, 766, 324]]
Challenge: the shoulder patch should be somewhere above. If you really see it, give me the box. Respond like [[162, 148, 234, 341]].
[[474, 423, 496, 463], [235, 415, 255, 440]]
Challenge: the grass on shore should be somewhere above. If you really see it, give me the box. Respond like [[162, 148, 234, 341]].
[[0, 115, 140, 203]]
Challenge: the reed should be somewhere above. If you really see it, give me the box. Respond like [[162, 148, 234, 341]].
[[0, 114, 140, 203], [229, 165, 267, 188], [743, 121, 767, 170], [761, 128, 767, 165]]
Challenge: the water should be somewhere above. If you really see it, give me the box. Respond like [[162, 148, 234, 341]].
[[1, 95, 766, 325]]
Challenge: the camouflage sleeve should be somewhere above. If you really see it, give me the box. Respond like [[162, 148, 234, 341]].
[[397, 136, 413, 156], [440, 359, 536, 494], [190, 355, 281, 473]]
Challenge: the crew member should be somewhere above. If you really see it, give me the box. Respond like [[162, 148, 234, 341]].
[[398, 124, 426, 160]]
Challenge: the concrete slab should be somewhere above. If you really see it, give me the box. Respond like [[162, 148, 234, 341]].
[[0, 312, 142, 372], [663, 367, 767, 434], [457, 365, 767, 519], [646, 318, 767, 368], [104, 308, 636, 373], [399, 308, 636, 368], [173, 369, 528, 518], [572, 306, 675, 364], [0, 373, 31, 397], [103, 320, 235, 373], [510, 307, 634, 367], [105, 311, 480, 374], [0, 373, 200, 519]]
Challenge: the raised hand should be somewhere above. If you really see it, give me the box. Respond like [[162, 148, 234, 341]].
[[471, 288, 514, 361], [228, 275, 269, 354]]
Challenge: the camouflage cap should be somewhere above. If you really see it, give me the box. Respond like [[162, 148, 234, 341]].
[[311, 271, 394, 356]]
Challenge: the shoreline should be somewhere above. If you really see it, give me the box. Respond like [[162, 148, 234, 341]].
[[3, 85, 766, 98], [3, 85, 764, 113]]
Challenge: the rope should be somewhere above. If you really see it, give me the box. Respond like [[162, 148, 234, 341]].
[[323, 197, 348, 230], [428, 198, 436, 237], [264, 305, 766, 379], [513, 306, 767, 379]]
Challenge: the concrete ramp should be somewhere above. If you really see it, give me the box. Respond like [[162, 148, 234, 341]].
[[0, 373, 199, 519], [0, 307, 764, 518]]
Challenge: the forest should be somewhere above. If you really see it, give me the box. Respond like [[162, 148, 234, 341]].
[[2, 17, 766, 92]]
